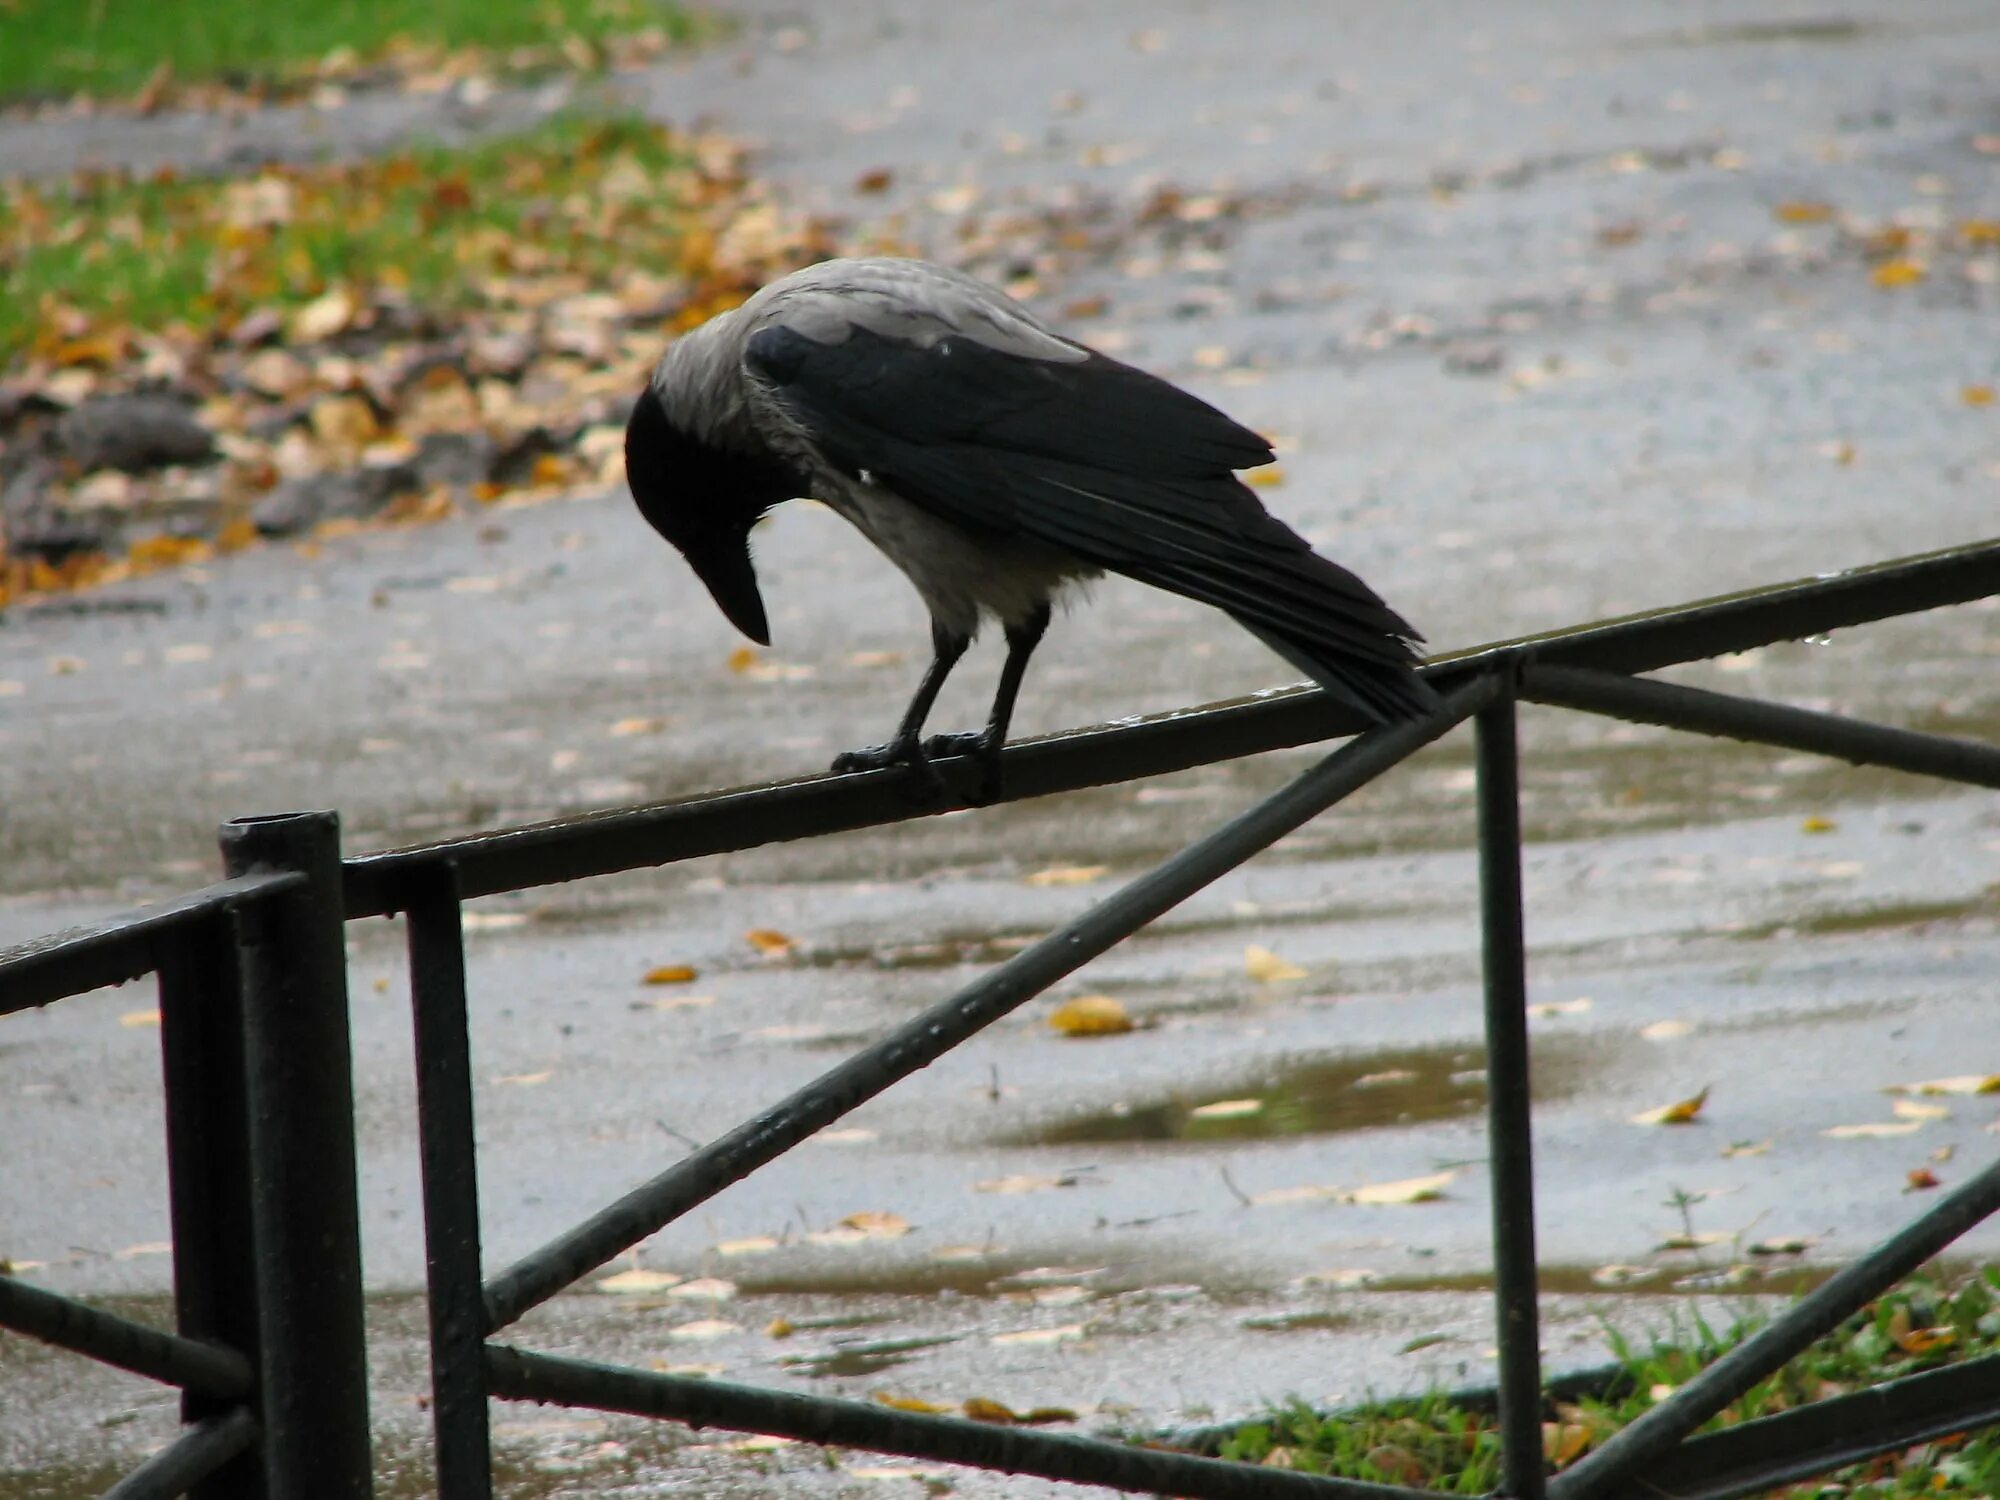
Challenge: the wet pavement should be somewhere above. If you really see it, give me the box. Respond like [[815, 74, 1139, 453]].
[[5, 1, 2000, 1493]]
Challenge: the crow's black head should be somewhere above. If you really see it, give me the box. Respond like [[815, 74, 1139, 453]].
[[624, 385, 803, 646]]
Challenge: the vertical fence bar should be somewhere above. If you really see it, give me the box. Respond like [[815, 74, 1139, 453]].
[[157, 911, 266, 1500], [404, 865, 494, 1500], [1476, 691, 1546, 1500], [220, 812, 374, 1500]]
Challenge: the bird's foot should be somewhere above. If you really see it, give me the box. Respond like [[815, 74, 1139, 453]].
[[831, 736, 945, 801], [921, 729, 1007, 805]]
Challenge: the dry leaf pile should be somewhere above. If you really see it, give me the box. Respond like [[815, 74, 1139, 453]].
[[0, 118, 835, 607]]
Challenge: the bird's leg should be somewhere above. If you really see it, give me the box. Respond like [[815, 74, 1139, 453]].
[[923, 601, 1050, 801], [832, 621, 969, 796]]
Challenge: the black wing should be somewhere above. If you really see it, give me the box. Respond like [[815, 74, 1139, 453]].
[[746, 322, 1436, 722]]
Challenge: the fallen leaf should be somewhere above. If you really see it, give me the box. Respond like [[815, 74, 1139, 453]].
[[597, 1268, 684, 1294], [119, 1009, 162, 1028], [1347, 1170, 1455, 1206], [1962, 385, 1995, 407], [493, 1071, 551, 1087], [1047, 995, 1133, 1037], [976, 1174, 1074, 1195], [1822, 1121, 1922, 1139], [1722, 1139, 1773, 1158], [1590, 1265, 1661, 1287], [1299, 1268, 1379, 1289], [1888, 1074, 2000, 1096], [668, 1277, 737, 1301], [962, 1396, 1019, 1424], [830, 1211, 909, 1239], [1529, 998, 1592, 1018], [873, 1391, 952, 1414], [744, 928, 794, 957], [643, 964, 699, 985], [608, 716, 665, 736], [1188, 1098, 1263, 1120], [990, 1324, 1085, 1346], [1870, 259, 1927, 289], [1632, 1086, 1710, 1126], [1244, 944, 1307, 982], [633, 993, 716, 1012], [1773, 200, 1834, 224], [715, 1235, 780, 1257], [765, 1317, 794, 1338], [1800, 815, 1837, 833], [1024, 863, 1109, 887], [1640, 1019, 1693, 1041], [1907, 1168, 1942, 1191], [1243, 466, 1286, 488], [1892, 1099, 1950, 1121]]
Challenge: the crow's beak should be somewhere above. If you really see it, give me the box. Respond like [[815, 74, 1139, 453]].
[[689, 531, 770, 646]]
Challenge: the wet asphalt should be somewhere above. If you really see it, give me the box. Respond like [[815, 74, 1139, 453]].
[[5, 1, 2000, 1492]]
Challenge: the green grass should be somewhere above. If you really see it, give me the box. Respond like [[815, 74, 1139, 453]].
[[0, 113, 704, 363], [1216, 1270, 2000, 1495], [0, 0, 697, 102]]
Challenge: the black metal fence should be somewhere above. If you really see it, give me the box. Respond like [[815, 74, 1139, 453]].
[[6, 534, 2000, 1499]]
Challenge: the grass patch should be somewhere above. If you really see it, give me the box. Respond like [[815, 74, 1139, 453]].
[[0, 0, 698, 103], [0, 113, 705, 363], [1215, 1271, 2000, 1494]]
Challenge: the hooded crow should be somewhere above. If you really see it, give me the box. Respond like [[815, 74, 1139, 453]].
[[626, 256, 1437, 797]]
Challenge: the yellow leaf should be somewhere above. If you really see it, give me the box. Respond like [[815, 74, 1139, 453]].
[[1960, 219, 2000, 246], [1888, 1074, 2000, 1096], [119, 1009, 162, 1028], [873, 1391, 952, 1414], [962, 1397, 1019, 1424], [1870, 259, 1927, 289], [1962, 385, 1995, 408], [493, 1070, 551, 1086], [1024, 863, 1109, 887], [608, 716, 665, 736], [597, 1268, 683, 1294], [726, 645, 761, 673], [1631, 1085, 1710, 1126], [1346, 1169, 1456, 1205], [668, 1277, 737, 1301], [766, 1316, 795, 1338], [1243, 466, 1286, 488], [745, 927, 794, 957], [1800, 815, 1837, 833], [715, 1235, 780, 1256], [975, 1174, 1070, 1195], [838, 1211, 910, 1238], [1245, 944, 1307, 982], [1773, 200, 1834, 224], [290, 286, 358, 343], [643, 964, 698, 985], [1822, 1121, 1922, 1139], [1047, 995, 1133, 1037], [1892, 1099, 1950, 1121]]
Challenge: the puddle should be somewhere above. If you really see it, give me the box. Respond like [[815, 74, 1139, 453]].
[[777, 1332, 961, 1379], [1359, 1261, 1842, 1299], [1013, 1036, 1598, 1148], [1729, 896, 1991, 942]]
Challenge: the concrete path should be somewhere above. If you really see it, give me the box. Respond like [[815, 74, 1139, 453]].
[[5, 3, 2000, 1493]]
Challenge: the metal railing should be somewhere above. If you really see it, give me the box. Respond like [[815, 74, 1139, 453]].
[[5, 533, 2000, 1498], [0, 815, 373, 1499], [353, 535, 2000, 1500]]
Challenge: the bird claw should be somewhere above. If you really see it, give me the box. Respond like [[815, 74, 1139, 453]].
[[921, 730, 1007, 805], [831, 738, 946, 801]]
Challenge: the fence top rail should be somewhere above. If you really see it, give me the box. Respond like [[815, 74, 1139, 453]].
[[340, 534, 2000, 917], [0, 870, 303, 1016]]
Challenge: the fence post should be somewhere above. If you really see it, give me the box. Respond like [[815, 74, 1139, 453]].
[[1476, 690, 1546, 1500], [157, 911, 267, 1499], [221, 811, 374, 1499]]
